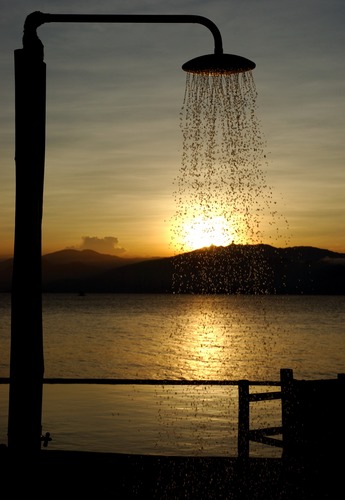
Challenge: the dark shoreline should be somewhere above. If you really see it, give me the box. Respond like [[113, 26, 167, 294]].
[[2, 449, 339, 499]]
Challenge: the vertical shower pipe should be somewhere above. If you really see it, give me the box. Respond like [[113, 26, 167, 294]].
[[8, 21, 46, 457], [8, 12, 224, 456]]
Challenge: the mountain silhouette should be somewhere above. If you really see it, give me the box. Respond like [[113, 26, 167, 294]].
[[0, 244, 344, 294]]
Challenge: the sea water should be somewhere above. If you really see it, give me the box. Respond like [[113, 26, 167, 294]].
[[1, 293, 344, 456]]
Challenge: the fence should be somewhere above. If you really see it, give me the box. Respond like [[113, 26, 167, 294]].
[[0, 376, 283, 456]]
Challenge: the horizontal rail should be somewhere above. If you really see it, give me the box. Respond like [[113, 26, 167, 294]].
[[249, 391, 282, 402], [248, 428, 283, 448], [249, 426, 283, 437], [0, 377, 281, 386]]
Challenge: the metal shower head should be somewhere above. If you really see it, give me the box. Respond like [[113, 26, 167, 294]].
[[182, 53, 256, 75]]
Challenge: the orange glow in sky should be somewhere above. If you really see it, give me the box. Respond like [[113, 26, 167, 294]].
[[0, 2, 344, 259], [181, 215, 234, 251]]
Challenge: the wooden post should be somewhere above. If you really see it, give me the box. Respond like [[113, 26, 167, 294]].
[[237, 379, 250, 458], [280, 368, 295, 460], [7, 42, 46, 456]]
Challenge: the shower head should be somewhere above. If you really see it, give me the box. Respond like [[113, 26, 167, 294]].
[[182, 53, 256, 75]]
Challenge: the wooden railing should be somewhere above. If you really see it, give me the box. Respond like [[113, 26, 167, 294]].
[[237, 379, 283, 458], [3, 370, 344, 459], [238, 368, 345, 461], [0, 376, 282, 456]]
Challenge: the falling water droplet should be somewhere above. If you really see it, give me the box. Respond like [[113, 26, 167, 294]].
[[170, 71, 289, 295], [161, 71, 291, 462]]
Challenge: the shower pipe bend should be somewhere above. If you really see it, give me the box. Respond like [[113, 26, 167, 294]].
[[23, 12, 224, 57]]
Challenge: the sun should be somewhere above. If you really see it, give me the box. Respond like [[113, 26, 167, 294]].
[[181, 215, 235, 251]]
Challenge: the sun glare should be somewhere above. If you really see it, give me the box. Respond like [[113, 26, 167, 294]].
[[182, 215, 234, 251]]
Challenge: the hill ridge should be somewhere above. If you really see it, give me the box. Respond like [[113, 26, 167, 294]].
[[0, 244, 344, 294]]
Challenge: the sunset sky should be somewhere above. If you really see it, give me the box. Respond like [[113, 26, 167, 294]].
[[1, 0, 344, 259]]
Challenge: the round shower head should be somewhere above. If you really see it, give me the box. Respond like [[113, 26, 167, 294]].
[[182, 53, 256, 75]]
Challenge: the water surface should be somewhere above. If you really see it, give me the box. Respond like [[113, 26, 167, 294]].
[[1, 293, 344, 456]]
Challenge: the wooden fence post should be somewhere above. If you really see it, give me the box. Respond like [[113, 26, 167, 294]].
[[238, 379, 250, 458], [280, 368, 294, 459]]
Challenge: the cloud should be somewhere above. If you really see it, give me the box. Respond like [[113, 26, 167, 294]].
[[74, 236, 126, 255]]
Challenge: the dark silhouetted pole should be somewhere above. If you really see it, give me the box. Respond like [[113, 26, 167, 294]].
[[8, 26, 46, 456], [7, 10, 227, 458]]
